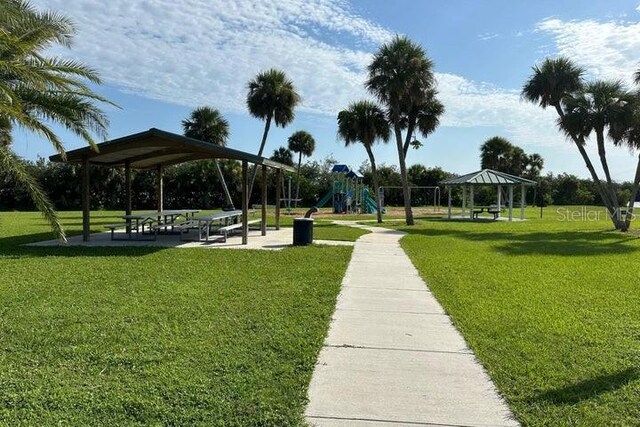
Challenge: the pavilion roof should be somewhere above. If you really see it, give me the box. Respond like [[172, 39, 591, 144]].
[[440, 169, 536, 186], [49, 128, 296, 172]]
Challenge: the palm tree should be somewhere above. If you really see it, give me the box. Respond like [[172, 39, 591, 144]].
[[560, 80, 635, 219], [246, 69, 300, 198], [1, 0, 112, 241], [522, 57, 619, 225], [367, 36, 443, 225], [270, 146, 294, 166], [182, 106, 234, 209], [337, 100, 390, 223], [287, 130, 315, 208]]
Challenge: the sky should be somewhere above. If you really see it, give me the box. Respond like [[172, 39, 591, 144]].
[[14, 0, 640, 181]]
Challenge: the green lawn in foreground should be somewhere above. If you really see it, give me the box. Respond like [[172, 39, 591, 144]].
[[389, 206, 640, 426], [0, 211, 352, 426]]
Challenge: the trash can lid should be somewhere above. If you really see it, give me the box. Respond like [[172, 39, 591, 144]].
[[294, 217, 314, 221]]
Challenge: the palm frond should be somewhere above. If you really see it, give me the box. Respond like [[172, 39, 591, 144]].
[[0, 144, 66, 241]]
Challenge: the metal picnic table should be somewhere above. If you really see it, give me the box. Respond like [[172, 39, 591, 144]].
[[121, 209, 200, 239], [180, 210, 245, 241]]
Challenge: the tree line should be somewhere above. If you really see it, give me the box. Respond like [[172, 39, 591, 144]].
[[3, 153, 636, 211]]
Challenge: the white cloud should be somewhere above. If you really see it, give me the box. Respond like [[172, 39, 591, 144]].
[[29, 0, 567, 151], [536, 18, 640, 84], [478, 32, 499, 41]]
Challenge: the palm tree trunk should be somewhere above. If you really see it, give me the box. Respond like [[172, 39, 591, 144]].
[[622, 153, 640, 231], [365, 145, 383, 223], [402, 114, 416, 160], [392, 114, 414, 225], [213, 159, 234, 209], [294, 151, 302, 208], [595, 130, 619, 204], [554, 104, 618, 227], [248, 113, 272, 200], [0, 145, 66, 241]]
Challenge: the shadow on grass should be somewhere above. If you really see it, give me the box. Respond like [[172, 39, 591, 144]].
[[396, 222, 639, 257], [0, 231, 164, 258], [534, 368, 639, 405]]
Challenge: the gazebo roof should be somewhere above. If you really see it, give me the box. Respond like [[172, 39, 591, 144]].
[[440, 169, 536, 186], [49, 128, 296, 172]]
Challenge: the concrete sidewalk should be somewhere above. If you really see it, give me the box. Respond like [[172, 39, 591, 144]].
[[305, 223, 519, 427]]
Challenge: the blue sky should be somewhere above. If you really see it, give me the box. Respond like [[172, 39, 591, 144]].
[[15, 0, 640, 181]]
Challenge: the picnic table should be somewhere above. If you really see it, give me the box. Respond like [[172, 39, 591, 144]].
[[176, 210, 261, 242], [472, 205, 503, 220], [106, 209, 200, 240]]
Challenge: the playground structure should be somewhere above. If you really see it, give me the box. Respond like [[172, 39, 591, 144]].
[[378, 186, 442, 211], [315, 164, 383, 214]]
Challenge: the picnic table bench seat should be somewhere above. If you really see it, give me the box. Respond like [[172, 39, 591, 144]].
[[218, 219, 261, 242], [104, 222, 157, 240]]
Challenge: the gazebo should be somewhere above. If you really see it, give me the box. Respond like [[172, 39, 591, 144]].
[[440, 169, 536, 221], [50, 128, 296, 243]]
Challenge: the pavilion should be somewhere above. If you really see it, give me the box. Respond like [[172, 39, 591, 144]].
[[50, 128, 296, 243], [440, 169, 536, 221]]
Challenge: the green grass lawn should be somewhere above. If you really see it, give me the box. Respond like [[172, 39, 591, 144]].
[[388, 206, 640, 426], [0, 211, 353, 426]]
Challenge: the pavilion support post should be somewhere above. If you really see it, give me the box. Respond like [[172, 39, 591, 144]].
[[462, 185, 466, 216], [82, 156, 91, 242], [497, 185, 502, 219], [156, 164, 163, 212], [520, 184, 526, 220], [241, 161, 248, 245], [125, 160, 132, 234], [261, 165, 267, 236], [275, 169, 282, 230], [508, 185, 514, 221], [447, 186, 452, 219], [469, 186, 475, 220]]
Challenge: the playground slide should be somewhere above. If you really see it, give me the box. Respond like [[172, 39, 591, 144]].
[[363, 194, 384, 214], [315, 189, 333, 209]]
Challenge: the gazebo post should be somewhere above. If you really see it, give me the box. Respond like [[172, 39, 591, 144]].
[[275, 169, 282, 230], [241, 160, 248, 245], [462, 185, 466, 216], [520, 184, 526, 220], [156, 164, 163, 212], [469, 186, 474, 220], [125, 160, 132, 233], [261, 165, 267, 236], [508, 185, 514, 221], [497, 184, 502, 219], [447, 186, 452, 219], [81, 155, 91, 242]]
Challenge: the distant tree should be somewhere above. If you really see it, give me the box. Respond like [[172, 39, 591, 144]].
[[479, 136, 533, 176], [0, 0, 113, 241], [288, 130, 315, 208], [246, 69, 300, 199], [182, 106, 234, 209], [337, 100, 390, 222], [270, 146, 294, 166], [367, 35, 444, 225]]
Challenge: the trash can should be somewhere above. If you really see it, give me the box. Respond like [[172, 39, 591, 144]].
[[293, 218, 313, 246]]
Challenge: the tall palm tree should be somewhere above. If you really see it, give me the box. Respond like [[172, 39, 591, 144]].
[[182, 106, 234, 209], [367, 36, 443, 225], [560, 80, 635, 218], [287, 130, 315, 208], [270, 146, 294, 166], [337, 100, 390, 223], [522, 57, 619, 225], [1, 0, 112, 241], [246, 69, 300, 198]]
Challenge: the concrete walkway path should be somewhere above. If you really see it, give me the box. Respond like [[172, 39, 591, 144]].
[[305, 223, 519, 427]]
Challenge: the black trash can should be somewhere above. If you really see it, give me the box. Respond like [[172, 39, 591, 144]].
[[293, 218, 314, 246]]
